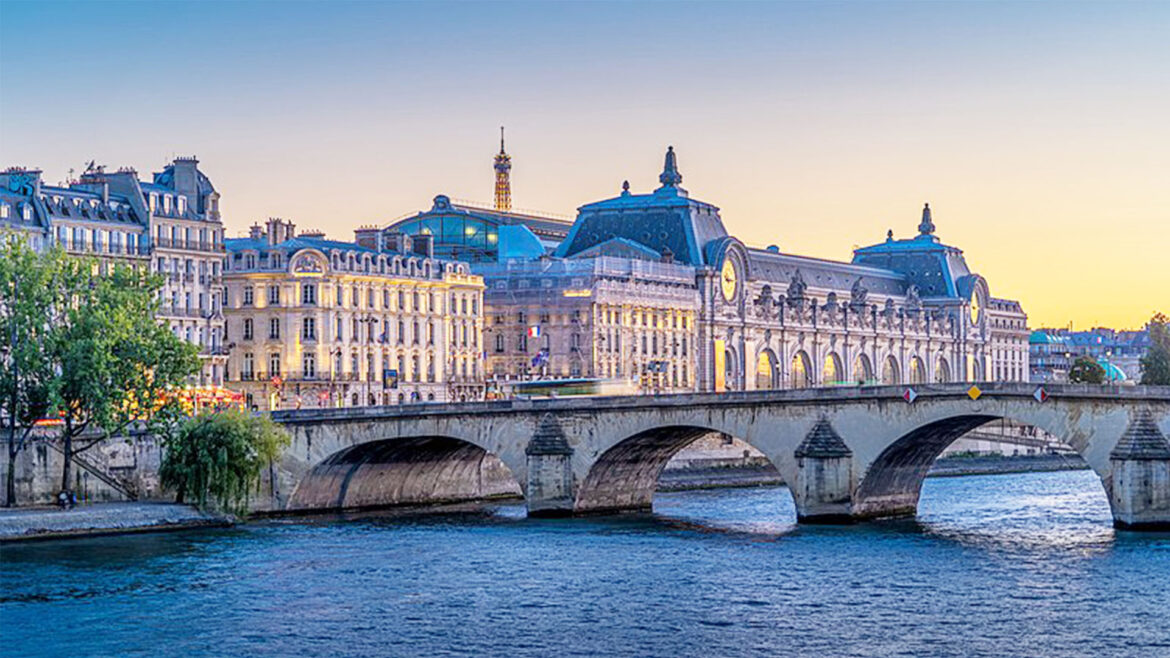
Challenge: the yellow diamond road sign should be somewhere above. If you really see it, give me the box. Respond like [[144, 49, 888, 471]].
[[967, 385, 983, 400]]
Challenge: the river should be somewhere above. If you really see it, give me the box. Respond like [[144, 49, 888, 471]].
[[2, 470, 1169, 657]]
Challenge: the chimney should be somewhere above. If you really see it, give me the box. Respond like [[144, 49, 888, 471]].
[[248, 223, 264, 240], [265, 217, 294, 245], [172, 157, 199, 199], [354, 226, 382, 251], [0, 168, 43, 198], [75, 168, 110, 204]]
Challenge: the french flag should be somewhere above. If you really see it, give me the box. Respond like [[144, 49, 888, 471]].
[[527, 326, 541, 338]]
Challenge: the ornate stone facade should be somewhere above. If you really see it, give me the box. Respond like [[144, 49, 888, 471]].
[[224, 219, 484, 410], [387, 146, 1030, 393]]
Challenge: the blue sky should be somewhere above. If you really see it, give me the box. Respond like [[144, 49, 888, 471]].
[[2, 1, 1167, 327]]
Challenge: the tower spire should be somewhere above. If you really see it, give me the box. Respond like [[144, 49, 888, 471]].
[[918, 202, 935, 236], [494, 126, 512, 212], [658, 145, 683, 189]]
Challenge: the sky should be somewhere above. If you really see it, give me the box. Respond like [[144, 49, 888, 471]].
[[1, 1, 1166, 329]]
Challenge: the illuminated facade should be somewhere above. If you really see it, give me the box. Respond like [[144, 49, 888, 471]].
[[224, 219, 484, 410], [388, 145, 1030, 393]]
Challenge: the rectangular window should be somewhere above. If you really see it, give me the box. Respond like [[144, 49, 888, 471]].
[[302, 318, 316, 341], [243, 287, 254, 306], [243, 319, 253, 340], [268, 285, 280, 305], [269, 318, 280, 339], [301, 284, 317, 306]]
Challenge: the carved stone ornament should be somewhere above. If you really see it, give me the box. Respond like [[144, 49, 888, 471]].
[[850, 278, 868, 307], [905, 284, 922, 310], [787, 269, 807, 301]]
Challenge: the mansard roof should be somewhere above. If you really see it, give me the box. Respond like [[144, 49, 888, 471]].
[[851, 204, 975, 298], [747, 248, 908, 297], [568, 236, 666, 261], [556, 148, 728, 267]]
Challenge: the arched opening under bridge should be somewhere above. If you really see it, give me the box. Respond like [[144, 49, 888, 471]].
[[854, 415, 1099, 522], [574, 425, 787, 515], [287, 436, 522, 511]]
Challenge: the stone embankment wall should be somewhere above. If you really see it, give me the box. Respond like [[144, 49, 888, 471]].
[[1, 434, 165, 506]]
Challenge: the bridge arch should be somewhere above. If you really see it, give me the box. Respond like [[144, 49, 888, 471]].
[[284, 432, 523, 512], [573, 424, 784, 515], [851, 408, 1113, 522]]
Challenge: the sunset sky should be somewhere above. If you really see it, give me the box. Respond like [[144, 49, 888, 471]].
[[2, 1, 1166, 329]]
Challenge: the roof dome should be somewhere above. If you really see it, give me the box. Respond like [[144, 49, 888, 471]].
[[1097, 358, 1127, 382], [1029, 330, 1067, 345]]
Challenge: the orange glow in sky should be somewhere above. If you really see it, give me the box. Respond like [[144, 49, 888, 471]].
[[2, 2, 1166, 329]]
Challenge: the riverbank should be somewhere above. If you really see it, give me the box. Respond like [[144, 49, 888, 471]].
[[928, 452, 1089, 478], [0, 502, 232, 543]]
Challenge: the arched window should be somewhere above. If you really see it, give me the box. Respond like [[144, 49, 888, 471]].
[[935, 356, 951, 383], [791, 351, 811, 389], [909, 356, 926, 384], [756, 350, 776, 390], [852, 353, 873, 385], [823, 352, 843, 386], [882, 356, 901, 385]]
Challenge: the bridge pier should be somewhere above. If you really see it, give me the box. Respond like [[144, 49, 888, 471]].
[[525, 415, 576, 517], [792, 419, 856, 524], [1109, 411, 1170, 530]]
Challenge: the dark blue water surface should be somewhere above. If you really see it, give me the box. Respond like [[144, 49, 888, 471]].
[[3, 470, 1169, 657]]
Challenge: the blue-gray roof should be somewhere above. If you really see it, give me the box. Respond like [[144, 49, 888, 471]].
[[555, 152, 727, 268]]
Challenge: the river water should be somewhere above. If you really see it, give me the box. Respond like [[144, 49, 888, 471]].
[[2, 470, 1169, 657]]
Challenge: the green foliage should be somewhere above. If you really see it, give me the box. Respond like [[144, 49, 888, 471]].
[[0, 235, 202, 496], [159, 410, 290, 515], [1141, 313, 1170, 385], [1068, 356, 1106, 384], [1, 238, 81, 504]]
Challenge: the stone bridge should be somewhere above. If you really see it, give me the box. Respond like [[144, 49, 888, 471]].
[[268, 383, 1170, 530]]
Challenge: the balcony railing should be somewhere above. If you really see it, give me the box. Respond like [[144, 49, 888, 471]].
[[154, 237, 225, 253]]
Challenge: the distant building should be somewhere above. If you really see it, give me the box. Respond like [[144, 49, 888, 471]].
[[385, 144, 1030, 392], [0, 158, 228, 387], [1029, 326, 1150, 383], [223, 219, 484, 410]]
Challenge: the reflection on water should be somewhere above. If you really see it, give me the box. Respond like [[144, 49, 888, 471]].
[[3, 470, 1169, 657]]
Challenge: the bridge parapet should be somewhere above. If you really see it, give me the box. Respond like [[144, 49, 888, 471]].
[[267, 384, 1170, 530]]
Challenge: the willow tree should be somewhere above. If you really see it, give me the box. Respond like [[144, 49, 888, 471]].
[[160, 410, 290, 514]]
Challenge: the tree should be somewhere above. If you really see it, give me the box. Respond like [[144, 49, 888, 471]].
[[0, 238, 70, 506], [50, 259, 201, 497], [1141, 313, 1170, 385], [159, 410, 290, 515], [1068, 356, 1105, 384]]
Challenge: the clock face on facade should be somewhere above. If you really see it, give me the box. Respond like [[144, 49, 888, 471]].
[[721, 258, 738, 302], [970, 291, 981, 325]]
